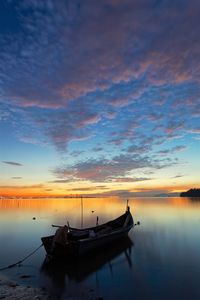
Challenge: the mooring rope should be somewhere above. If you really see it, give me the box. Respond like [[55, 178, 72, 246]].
[[0, 243, 43, 271]]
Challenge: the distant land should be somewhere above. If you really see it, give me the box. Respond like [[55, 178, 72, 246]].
[[154, 193, 179, 197], [180, 188, 200, 197]]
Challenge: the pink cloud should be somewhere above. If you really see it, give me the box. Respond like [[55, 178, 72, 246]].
[[1, 0, 200, 154], [188, 128, 200, 134]]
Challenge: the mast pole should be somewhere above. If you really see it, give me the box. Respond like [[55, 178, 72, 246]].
[[81, 195, 83, 228], [126, 199, 129, 211]]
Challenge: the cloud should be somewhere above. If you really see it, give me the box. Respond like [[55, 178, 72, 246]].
[[165, 122, 184, 135], [2, 161, 23, 166], [21, 105, 101, 150], [49, 179, 76, 183], [92, 146, 103, 152], [127, 144, 152, 154], [170, 174, 185, 179], [172, 145, 187, 152], [0, 184, 43, 189], [70, 150, 85, 157], [71, 186, 109, 192], [11, 177, 22, 179], [147, 113, 163, 122], [157, 145, 186, 156], [53, 153, 174, 182], [0, 0, 200, 157], [0, 108, 10, 121], [187, 128, 200, 134], [112, 177, 151, 183]]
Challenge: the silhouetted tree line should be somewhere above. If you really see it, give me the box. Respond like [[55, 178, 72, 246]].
[[180, 188, 200, 197]]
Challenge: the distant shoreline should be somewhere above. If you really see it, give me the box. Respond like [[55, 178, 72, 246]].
[[0, 194, 180, 199], [180, 188, 200, 197]]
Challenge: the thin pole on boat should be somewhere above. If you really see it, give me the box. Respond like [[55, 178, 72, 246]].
[[81, 195, 83, 228], [126, 199, 129, 211]]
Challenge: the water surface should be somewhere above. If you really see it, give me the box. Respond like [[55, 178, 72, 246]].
[[0, 197, 200, 299]]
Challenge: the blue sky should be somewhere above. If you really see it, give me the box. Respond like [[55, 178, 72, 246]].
[[0, 0, 199, 197]]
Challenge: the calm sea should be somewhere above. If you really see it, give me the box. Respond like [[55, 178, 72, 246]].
[[0, 197, 200, 299]]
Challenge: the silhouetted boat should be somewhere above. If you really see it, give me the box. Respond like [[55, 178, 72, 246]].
[[41, 206, 133, 258]]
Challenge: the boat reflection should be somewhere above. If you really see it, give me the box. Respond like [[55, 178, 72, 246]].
[[41, 236, 133, 283]]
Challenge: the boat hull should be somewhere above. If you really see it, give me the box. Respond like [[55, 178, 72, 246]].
[[41, 211, 133, 258], [77, 225, 132, 256]]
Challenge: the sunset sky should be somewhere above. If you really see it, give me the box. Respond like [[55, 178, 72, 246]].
[[0, 0, 199, 197]]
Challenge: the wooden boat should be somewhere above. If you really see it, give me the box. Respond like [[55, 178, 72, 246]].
[[41, 206, 133, 258]]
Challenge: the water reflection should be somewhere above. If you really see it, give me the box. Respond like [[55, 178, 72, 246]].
[[0, 197, 200, 299], [41, 236, 133, 282], [40, 237, 133, 298], [188, 197, 200, 202]]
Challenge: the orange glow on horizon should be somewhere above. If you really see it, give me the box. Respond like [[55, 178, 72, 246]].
[[0, 180, 199, 198]]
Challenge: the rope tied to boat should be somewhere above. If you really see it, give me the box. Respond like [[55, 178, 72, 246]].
[[0, 243, 43, 271]]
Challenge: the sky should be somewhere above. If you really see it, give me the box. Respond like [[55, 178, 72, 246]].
[[0, 0, 199, 197]]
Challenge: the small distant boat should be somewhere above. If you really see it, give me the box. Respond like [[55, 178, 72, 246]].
[[41, 206, 134, 258]]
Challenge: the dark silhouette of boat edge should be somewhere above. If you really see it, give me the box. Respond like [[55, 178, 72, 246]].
[[41, 206, 134, 259]]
